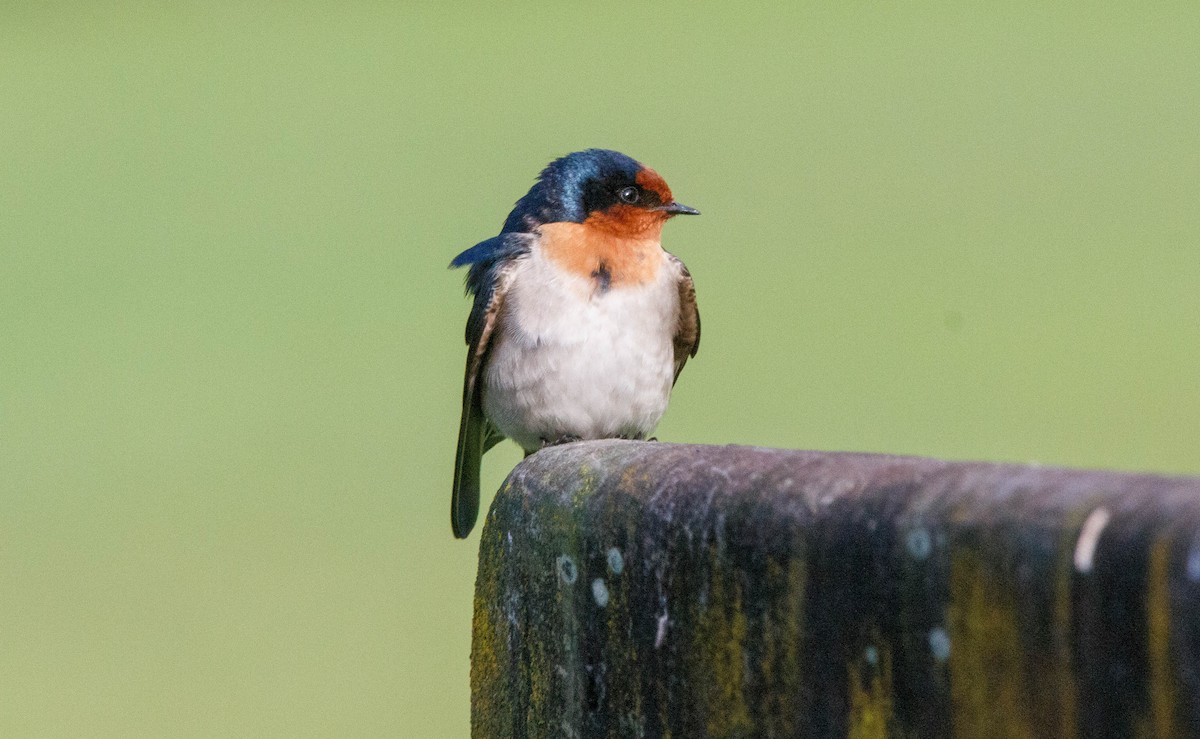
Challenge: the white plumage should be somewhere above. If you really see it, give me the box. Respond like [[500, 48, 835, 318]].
[[482, 242, 683, 451]]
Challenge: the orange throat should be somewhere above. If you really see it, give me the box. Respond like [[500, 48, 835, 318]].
[[538, 219, 665, 289]]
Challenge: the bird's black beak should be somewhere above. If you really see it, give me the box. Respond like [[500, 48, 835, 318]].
[[659, 201, 700, 216]]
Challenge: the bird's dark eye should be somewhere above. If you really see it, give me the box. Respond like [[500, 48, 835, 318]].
[[618, 186, 640, 204]]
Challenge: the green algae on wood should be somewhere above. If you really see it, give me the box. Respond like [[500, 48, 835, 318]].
[[470, 440, 1200, 737]]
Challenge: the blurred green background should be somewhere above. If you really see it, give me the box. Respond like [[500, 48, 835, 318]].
[[3, 2, 1197, 735]]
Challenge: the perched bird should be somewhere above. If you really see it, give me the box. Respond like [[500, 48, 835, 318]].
[[449, 149, 701, 538]]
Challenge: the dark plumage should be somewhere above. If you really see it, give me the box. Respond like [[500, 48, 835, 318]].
[[500, 149, 647, 233]]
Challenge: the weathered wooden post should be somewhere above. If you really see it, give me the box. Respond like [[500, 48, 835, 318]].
[[471, 440, 1200, 738]]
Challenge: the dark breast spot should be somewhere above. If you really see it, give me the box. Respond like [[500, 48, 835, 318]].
[[592, 262, 612, 293]]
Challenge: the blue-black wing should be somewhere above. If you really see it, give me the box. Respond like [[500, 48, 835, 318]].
[[449, 234, 530, 538]]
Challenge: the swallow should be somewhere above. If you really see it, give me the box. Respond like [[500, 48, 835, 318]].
[[449, 149, 700, 538]]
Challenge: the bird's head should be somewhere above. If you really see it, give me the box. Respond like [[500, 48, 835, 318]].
[[502, 149, 699, 237]]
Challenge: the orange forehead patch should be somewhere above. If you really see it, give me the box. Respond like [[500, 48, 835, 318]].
[[538, 221, 664, 289], [636, 167, 673, 204]]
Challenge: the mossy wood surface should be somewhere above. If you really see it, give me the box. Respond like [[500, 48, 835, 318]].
[[471, 441, 1200, 738]]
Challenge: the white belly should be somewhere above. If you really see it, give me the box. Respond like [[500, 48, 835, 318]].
[[482, 249, 679, 451]]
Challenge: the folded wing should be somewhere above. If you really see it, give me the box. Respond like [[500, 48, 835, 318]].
[[669, 253, 701, 384], [450, 234, 530, 538]]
